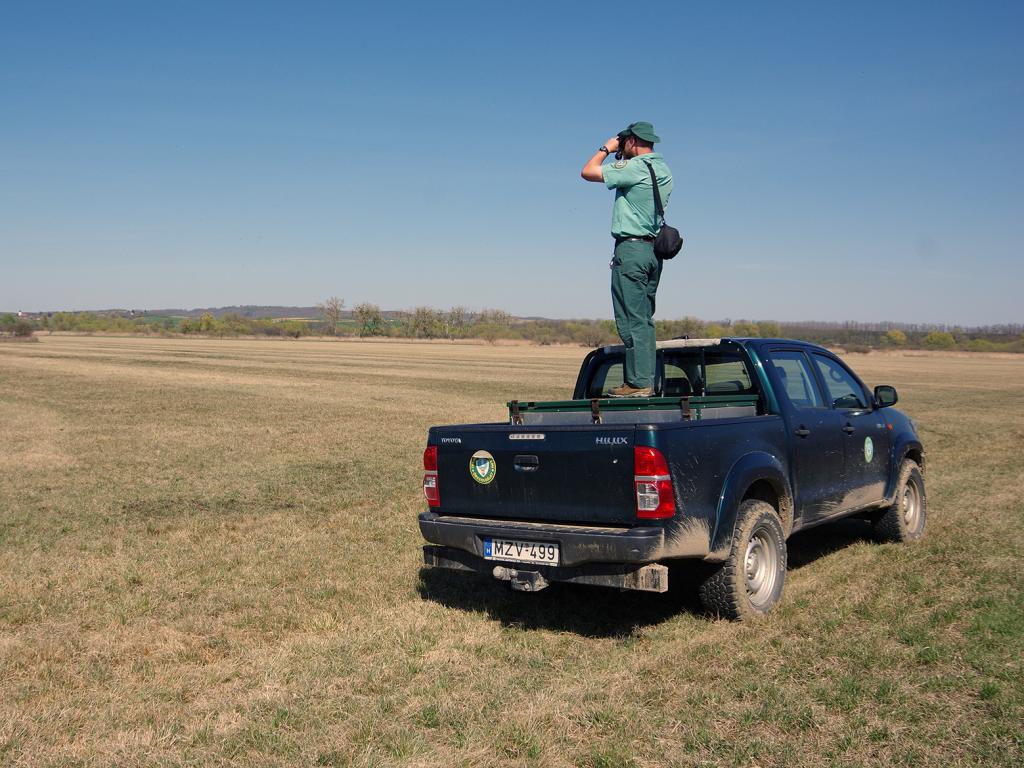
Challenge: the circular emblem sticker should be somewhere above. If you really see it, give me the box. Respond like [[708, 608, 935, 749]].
[[469, 450, 497, 484], [863, 436, 874, 463]]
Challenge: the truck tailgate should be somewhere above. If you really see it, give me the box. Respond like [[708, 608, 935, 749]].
[[431, 424, 638, 525]]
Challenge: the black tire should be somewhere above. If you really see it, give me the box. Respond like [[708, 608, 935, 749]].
[[699, 499, 787, 620], [873, 459, 926, 543]]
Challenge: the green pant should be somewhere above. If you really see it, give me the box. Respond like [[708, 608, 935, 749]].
[[610, 240, 662, 388]]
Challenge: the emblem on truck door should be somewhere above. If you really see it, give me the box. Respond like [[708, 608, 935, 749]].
[[864, 436, 874, 463], [469, 450, 497, 484]]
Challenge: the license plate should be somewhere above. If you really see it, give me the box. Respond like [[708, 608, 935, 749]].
[[483, 537, 560, 565]]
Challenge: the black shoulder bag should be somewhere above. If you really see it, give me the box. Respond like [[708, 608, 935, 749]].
[[644, 161, 683, 260]]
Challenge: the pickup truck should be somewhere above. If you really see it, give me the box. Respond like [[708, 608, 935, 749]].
[[419, 338, 926, 619]]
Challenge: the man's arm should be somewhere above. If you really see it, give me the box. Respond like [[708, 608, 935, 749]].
[[581, 137, 620, 182]]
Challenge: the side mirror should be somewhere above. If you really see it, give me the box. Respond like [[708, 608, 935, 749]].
[[874, 385, 898, 408]]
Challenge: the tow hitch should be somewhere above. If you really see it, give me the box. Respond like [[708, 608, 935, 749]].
[[493, 566, 549, 592]]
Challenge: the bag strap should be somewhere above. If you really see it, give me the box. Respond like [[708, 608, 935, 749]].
[[643, 160, 665, 227]]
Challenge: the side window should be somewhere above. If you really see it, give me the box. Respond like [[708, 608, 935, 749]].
[[704, 353, 755, 394], [813, 354, 868, 409], [588, 360, 624, 397], [767, 350, 825, 409]]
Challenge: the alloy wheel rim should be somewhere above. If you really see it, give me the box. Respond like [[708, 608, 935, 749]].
[[744, 528, 779, 607]]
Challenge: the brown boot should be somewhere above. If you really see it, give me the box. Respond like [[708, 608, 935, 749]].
[[606, 383, 654, 398]]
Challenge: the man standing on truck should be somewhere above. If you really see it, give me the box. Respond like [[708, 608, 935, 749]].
[[581, 121, 673, 397]]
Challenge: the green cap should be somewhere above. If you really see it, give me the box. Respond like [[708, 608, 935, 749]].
[[617, 121, 660, 143]]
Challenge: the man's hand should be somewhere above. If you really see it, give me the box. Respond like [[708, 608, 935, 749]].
[[581, 137, 618, 182]]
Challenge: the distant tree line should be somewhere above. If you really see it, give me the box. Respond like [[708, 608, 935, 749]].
[[10, 307, 1024, 353]]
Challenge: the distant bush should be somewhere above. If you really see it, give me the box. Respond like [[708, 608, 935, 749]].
[[923, 331, 956, 350], [0, 315, 36, 337], [169, 313, 312, 338], [965, 338, 996, 352], [883, 329, 907, 346], [522, 325, 559, 345], [278, 321, 309, 339], [731, 321, 761, 337], [473, 323, 503, 344], [656, 316, 705, 339]]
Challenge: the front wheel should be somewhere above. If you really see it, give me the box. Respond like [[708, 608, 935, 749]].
[[699, 499, 787, 620], [873, 459, 927, 543]]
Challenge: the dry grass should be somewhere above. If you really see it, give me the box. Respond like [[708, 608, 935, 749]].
[[1, 336, 1021, 767]]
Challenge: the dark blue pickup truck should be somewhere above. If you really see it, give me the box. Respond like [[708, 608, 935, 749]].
[[419, 338, 926, 619]]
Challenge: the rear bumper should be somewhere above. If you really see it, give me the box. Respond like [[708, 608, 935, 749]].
[[417, 511, 665, 567], [423, 545, 668, 593]]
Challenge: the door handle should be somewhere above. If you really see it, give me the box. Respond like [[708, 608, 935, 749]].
[[795, 426, 811, 438], [514, 455, 539, 472], [843, 424, 855, 434]]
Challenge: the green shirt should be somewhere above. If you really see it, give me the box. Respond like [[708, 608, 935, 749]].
[[602, 152, 674, 238]]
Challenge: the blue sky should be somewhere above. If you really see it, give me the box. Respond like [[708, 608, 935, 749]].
[[1, 1, 1021, 325]]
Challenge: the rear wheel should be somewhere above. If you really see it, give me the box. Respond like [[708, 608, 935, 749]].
[[873, 460, 926, 543], [699, 499, 787, 620]]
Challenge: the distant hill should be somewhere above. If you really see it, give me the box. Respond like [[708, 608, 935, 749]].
[[73, 305, 415, 320], [147, 305, 323, 319], [5, 306, 330, 320]]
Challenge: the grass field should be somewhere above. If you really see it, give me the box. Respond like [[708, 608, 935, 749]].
[[1, 336, 1021, 767]]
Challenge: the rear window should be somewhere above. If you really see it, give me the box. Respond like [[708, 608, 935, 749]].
[[662, 361, 694, 396], [660, 350, 755, 396], [583, 346, 758, 398]]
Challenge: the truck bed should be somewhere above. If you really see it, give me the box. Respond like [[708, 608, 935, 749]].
[[429, 403, 780, 528]]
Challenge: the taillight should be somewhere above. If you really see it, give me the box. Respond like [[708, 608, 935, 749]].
[[634, 446, 675, 519], [423, 446, 440, 507]]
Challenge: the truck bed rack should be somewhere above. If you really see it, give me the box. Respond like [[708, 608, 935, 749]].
[[508, 395, 759, 425]]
